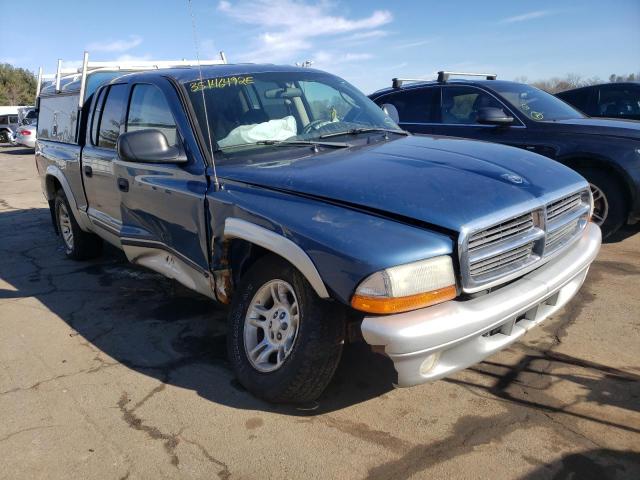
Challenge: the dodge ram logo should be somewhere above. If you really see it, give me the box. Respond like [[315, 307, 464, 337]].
[[501, 173, 524, 184]]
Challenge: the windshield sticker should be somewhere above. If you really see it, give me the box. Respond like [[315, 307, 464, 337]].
[[530, 111, 544, 120], [190, 76, 254, 92]]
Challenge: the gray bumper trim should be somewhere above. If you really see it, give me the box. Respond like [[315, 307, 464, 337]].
[[361, 223, 601, 387]]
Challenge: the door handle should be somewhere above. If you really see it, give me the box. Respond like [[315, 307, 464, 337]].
[[84, 165, 93, 177], [117, 178, 129, 192]]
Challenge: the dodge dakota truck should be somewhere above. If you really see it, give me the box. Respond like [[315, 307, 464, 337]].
[[36, 61, 601, 403]]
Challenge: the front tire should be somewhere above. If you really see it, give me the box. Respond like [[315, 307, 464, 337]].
[[576, 168, 627, 239], [228, 255, 345, 403], [54, 190, 103, 260]]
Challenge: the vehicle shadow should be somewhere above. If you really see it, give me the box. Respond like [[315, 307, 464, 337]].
[[518, 449, 640, 480], [0, 206, 397, 415], [446, 349, 640, 435], [0, 146, 35, 155], [604, 223, 640, 244]]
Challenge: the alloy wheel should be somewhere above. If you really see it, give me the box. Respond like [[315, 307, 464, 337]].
[[590, 183, 609, 226], [58, 203, 74, 250], [243, 279, 300, 372]]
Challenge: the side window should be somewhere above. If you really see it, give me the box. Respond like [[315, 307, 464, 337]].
[[127, 84, 178, 146], [376, 88, 437, 123], [90, 87, 107, 146], [441, 86, 504, 124], [598, 86, 640, 118], [97, 84, 127, 149]]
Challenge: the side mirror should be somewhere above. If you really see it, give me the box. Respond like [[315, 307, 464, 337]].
[[117, 129, 187, 164], [476, 107, 514, 126], [381, 103, 400, 124]]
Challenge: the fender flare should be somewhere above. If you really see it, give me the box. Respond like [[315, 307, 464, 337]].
[[223, 217, 330, 299], [44, 165, 92, 231]]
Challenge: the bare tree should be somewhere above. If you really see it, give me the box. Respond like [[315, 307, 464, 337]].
[[527, 72, 639, 93]]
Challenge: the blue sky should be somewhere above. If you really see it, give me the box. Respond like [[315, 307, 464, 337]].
[[1, 0, 638, 93]]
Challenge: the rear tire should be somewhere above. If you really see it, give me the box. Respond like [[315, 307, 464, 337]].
[[576, 168, 627, 239], [228, 254, 345, 403], [54, 190, 103, 260]]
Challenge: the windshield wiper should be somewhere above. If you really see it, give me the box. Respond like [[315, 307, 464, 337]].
[[318, 127, 409, 139], [217, 139, 351, 152], [256, 139, 351, 148]]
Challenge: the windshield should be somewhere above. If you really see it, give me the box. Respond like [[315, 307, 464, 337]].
[[492, 83, 585, 121], [184, 71, 401, 152]]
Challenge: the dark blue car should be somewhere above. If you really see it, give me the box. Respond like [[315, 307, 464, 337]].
[[370, 73, 640, 238], [37, 62, 600, 403], [556, 82, 640, 121]]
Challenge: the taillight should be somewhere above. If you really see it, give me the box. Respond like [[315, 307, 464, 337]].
[[20, 130, 32, 136]]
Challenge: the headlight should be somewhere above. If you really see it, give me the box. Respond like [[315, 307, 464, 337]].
[[351, 255, 457, 314]]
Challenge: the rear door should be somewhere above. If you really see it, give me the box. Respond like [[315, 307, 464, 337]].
[[372, 86, 440, 134], [113, 79, 212, 288], [82, 83, 128, 235]]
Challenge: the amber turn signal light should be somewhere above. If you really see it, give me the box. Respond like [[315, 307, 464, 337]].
[[351, 285, 457, 315]]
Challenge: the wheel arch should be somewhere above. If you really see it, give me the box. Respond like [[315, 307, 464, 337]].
[[44, 166, 92, 231], [221, 218, 331, 301], [559, 154, 634, 209]]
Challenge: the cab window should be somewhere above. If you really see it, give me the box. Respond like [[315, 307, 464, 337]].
[[96, 84, 127, 149], [90, 87, 107, 146]]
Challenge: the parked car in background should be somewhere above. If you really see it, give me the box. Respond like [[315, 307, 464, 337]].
[[0, 107, 20, 144], [36, 56, 600, 403], [370, 73, 640, 238], [557, 82, 640, 121], [0, 106, 36, 144], [15, 121, 37, 149]]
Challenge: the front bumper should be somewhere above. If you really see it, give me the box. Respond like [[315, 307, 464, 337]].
[[361, 222, 601, 387]]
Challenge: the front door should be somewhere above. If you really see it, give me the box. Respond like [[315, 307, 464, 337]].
[[112, 80, 212, 296]]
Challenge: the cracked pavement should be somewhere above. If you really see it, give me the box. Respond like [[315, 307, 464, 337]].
[[0, 145, 639, 479]]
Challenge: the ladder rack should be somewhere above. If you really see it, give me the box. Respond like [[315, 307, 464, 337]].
[[36, 50, 228, 106]]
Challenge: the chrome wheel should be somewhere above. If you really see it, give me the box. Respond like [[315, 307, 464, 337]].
[[590, 183, 609, 226], [243, 279, 300, 373], [58, 203, 74, 250]]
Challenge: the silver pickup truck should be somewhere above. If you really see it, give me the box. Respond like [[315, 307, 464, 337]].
[[35, 57, 601, 403]]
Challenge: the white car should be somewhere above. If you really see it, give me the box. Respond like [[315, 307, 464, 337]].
[[15, 123, 36, 149]]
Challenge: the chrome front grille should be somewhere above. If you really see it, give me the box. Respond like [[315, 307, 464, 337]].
[[460, 189, 591, 292], [469, 242, 535, 277], [546, 193, 582, 223], [468, 213, 534, 252], [545, 218, 580, 253]]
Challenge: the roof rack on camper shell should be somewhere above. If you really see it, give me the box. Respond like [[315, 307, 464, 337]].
[[36, 50, 228, 106], [391, 71, 497, 88]]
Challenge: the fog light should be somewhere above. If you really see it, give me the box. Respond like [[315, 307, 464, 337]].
[[419, 353, 440, 375]]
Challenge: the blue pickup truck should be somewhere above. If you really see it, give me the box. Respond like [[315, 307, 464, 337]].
[[36, 62, 601, 403]]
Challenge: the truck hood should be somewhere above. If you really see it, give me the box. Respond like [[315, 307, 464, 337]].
[[539, 117, 640, 140], [217, 135, 587, 232]]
